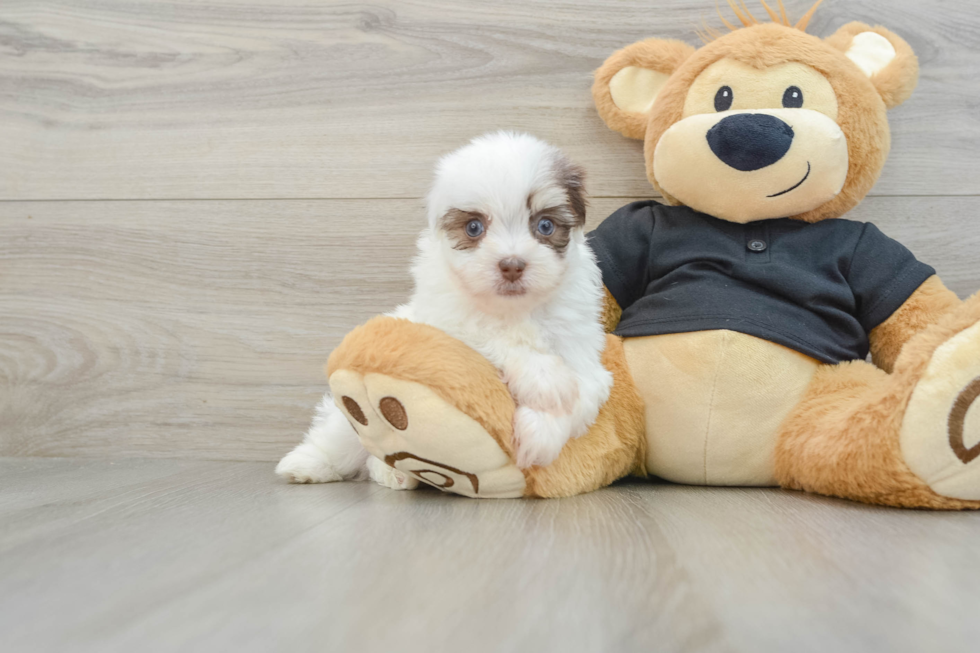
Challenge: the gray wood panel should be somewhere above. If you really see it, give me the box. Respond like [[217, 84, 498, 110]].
[[2, 196, 979, 461], [1, 0, 978, 200], [1, 457, 978, 653]]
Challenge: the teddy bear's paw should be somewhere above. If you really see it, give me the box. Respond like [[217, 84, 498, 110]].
[[366, 455, 420, 491], [329, 369, 527, 498], [901, 320, 980, 500], [275, 442, 346, 484], [513, 406, 571, 469]]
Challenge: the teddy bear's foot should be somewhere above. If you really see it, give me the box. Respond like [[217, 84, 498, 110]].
[[901, 320, 980, 501], [329, 368, 527, 498], [324, 317, 646, 499], [776, 294, 980, 509]]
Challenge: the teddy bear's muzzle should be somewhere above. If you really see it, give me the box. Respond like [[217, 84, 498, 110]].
[[652, 108, 848, 223]]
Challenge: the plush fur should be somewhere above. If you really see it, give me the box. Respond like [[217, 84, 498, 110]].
[[869, 275, 962, 373], [776, 293, 980, 509], [823, 22, 920, 109], [600, 286, 623, 333], [592, 39, 696, 140], [327, 317, 518, 460]]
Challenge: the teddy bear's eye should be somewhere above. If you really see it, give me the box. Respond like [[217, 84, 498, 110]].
[[465, 219, 484, 238], [782, 86, 804, 108], [714, 86, 733, 112]]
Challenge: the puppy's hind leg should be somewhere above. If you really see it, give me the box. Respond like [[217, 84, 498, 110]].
[[276, 393, 370, 483], [366, 456, 420, 491]]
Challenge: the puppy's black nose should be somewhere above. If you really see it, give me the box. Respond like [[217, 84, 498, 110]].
[[706, 113, 794, 171], [498, 257, 526, 282]]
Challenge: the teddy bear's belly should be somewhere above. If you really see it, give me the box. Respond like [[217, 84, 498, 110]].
[[623, 329, 819, 486]]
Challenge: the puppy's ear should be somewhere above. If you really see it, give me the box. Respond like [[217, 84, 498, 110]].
[[825, 22, 919, 109], [592, 38, 695, 140], [554, 156, 587, 225]]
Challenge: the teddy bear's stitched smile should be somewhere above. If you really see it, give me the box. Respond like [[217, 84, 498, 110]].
[[767, 161, 811, 198]]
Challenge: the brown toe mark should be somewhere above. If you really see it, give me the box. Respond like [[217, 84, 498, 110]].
[[342, 396, 368, 425], [949, 376, 980, 464], [379, 397, 408, 430]]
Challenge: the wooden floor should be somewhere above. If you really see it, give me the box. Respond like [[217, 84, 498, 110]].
[[2, 2, 980, 650], [2, 457, 979, 653]]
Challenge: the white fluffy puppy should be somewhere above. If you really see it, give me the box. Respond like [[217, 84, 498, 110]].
[[277, 132, 613, 489]]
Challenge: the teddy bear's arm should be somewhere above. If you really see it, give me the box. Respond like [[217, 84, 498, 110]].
[[869, 275, 962, 372], [601, 286, 623, 333]]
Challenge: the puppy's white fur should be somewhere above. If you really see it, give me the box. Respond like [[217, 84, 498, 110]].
[[277, 132, 612, 488]]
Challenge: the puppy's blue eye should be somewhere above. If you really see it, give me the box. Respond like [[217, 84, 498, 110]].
[[537, 219, 555, 236], [465, 219, 484, 238]]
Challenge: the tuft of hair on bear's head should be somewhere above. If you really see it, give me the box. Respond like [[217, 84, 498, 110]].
[[698, 0, 823, 43]]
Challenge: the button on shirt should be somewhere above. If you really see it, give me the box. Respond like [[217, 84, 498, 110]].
[[587, 201, 936, 364]]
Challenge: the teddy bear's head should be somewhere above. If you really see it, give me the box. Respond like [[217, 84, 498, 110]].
[[592, 1, 919, 223]]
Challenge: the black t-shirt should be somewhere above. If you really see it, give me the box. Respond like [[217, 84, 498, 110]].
[[587, 200, 935, 364]]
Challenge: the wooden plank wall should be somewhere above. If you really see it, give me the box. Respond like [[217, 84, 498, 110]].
[[2, 0, 978, 461]]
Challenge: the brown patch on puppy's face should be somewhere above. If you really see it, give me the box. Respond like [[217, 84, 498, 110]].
[[529, 160, 587, 255], [530, 207, 578, 255], [553, 159, 588, 226], [440, 208, 488, 251]]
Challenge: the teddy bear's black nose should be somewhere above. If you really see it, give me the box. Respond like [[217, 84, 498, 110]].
[[706, 113, 795, 172]]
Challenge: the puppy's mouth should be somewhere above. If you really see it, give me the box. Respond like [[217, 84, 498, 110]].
[[495, 282, 528, 297], [767, 162, 811, 198]]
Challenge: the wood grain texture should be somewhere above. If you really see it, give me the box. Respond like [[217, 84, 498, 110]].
[[1, 0, 979, 200], [1, 458, 979, 653], [0, 198, 421, 460], [2, 196, 979, 460]]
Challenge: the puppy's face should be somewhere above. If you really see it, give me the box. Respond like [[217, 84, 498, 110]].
[[427, 133, 587, 310]]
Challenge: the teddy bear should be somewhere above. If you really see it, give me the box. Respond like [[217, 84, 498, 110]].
[[323, 1, 980, 507]]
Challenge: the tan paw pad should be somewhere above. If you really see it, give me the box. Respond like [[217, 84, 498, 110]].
[[329, 369, 526, 498], [901, 321, 980, 500]]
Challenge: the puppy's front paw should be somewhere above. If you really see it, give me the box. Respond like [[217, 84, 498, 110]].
[[276, 443, 345, 484], [513, 406, 571, 469], [505, 356, 579, 415], [366, 456, 420, 491]]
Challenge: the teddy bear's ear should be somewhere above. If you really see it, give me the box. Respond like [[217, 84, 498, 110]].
[[592, 38, 696, 140], [825, 22, 919, 109]]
